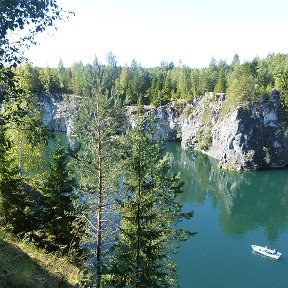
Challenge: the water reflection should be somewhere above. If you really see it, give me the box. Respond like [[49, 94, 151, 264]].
[[167, 143, 288, 242]]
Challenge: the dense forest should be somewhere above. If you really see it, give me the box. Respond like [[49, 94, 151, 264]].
[[13, 52, 288, 112], [1, 1, 288, 287], [1, 56, 195, 286], [1, 2, 196, 287], [2, 51, 288, 286]]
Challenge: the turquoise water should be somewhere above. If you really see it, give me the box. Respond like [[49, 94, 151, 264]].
[[167, 143, 288, 288]]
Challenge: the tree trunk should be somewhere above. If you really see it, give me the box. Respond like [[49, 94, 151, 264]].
[[96, 132, 102, 288], [18, 129, 23, 176], [136, 150, 141, 288]]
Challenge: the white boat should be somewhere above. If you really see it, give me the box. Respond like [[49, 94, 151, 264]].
[[251, 245, 281, 260]]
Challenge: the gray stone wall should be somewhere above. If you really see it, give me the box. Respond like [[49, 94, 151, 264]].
[[40, 91, 288, 171]]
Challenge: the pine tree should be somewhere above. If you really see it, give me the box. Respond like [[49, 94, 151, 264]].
[[57, 58, 71, 91], [110, 115, 195, 288], [226, 64, 256, 104], [6, 69, 48, 178], [0, 78, 37, 236], [72, 75, 124, 287], [0, 126, 34, 235], [214, 66, 226, 93], [41, 137, 78, 255], [162, 72, 173, 103]]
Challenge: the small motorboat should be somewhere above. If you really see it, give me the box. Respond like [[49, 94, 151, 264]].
[[251, 245, 281, 260]]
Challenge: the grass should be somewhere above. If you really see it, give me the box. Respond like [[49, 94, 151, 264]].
[[0, 231, 81, 288]]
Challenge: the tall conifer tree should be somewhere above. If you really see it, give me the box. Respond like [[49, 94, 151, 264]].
[[0, 78, 36, 235], [72, 72, 124, 287], [41, 137, 78, 255], [110, 115, 195, 288], [0, 125, 33, 234]]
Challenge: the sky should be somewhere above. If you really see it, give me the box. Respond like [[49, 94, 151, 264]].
[[26, 0, 288, 68]]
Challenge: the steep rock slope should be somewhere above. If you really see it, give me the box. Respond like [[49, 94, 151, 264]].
[[181, 91, 288, 170], [40, 91, 288, 171]]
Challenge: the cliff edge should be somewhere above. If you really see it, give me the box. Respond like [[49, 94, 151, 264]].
[[181, 90, 288, 170], [41, 91, 288, 171]]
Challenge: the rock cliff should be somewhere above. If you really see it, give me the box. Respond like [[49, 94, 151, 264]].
[[125, 103, 183, 141], [37, 93, 70, 132], [181, 90, 288, 170], [40, 91, 288, 171]]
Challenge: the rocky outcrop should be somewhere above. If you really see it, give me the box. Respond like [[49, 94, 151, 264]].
[[40, 91, 288, 171], [37, 93, 80, 151], [125, 103, 183, 141], [181, 90, 288, 171], [37, 93, 69, 132]]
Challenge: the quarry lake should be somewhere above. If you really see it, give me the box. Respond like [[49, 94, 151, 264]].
[[167, 143, 288, 288]]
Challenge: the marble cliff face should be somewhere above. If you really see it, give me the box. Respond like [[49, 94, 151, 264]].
[[180, 91, 288, 170], [38, 93, 69, 133], [41, 90, 288, 171]]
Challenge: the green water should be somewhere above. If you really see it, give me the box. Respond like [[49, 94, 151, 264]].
[[167, 143, 288, 288]]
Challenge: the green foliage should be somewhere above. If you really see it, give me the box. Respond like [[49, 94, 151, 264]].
[[122, 60, 151, 105], [5, 52, 288, 115], [13, 62, 41, 92], [41, 137, 78, 255], [214, 65, 226, 93], [0, 0, 71, 68], [183, 105, 192, 119], [0, 127, 34, 235], [0, 0, 68, 241], [7, 53, 288, 116], [0, 232, 80, 287], [201, 102, 213, 126], [104, 51, 119, 95], [109, 115, 195, 288], [38, 67, 60, 93], [1, 78, 48, 178], [226, 63, 257, 104], [71, 75, 124, 287], [197, 129, 212, 150], [57, 58, 71, 92], [231, 54, 240, 66], [178, 66, 193, 100], [0, 86, 37, 236]]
